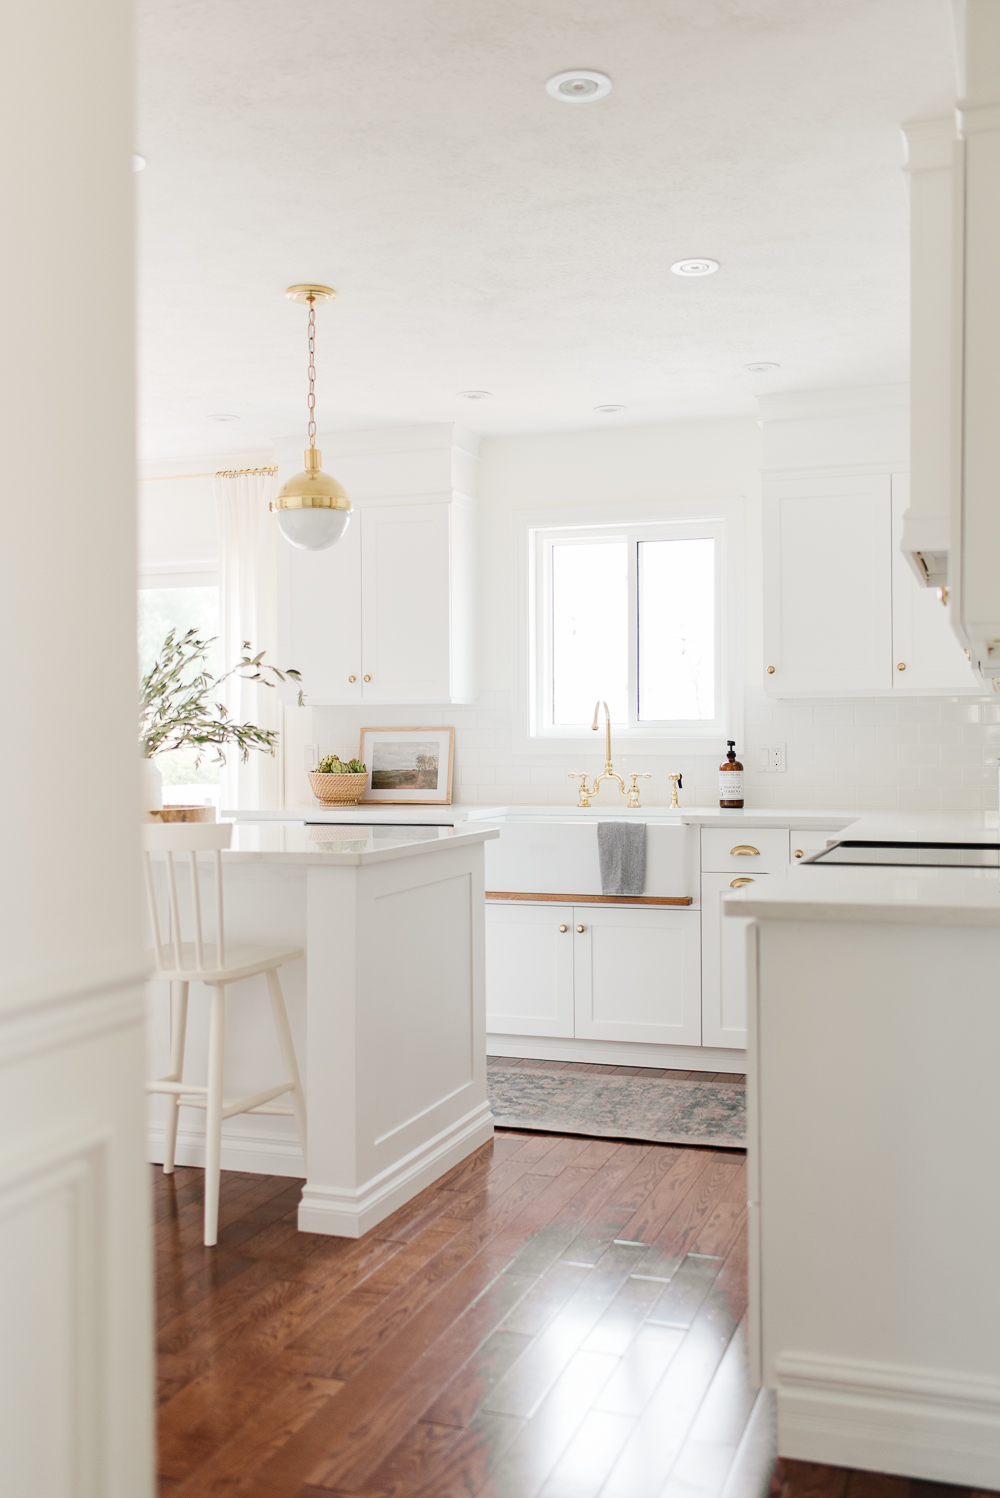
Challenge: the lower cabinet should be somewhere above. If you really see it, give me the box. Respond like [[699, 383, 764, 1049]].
[[485, 901, 701, 1047], [701, 873, 765, 1050]]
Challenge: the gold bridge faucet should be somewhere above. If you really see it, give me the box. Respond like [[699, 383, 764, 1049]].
[[569, 701, 651, 808]]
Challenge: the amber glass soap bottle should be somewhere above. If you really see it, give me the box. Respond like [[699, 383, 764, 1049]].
[[719, 740, 744, 808]]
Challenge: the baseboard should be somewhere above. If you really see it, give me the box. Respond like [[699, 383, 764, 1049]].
[[486, 1034, 747, 1073], [298, 1102, 495, 1238], [147, 1121, 305, 1178], [776, 1352, 1000, 1488]]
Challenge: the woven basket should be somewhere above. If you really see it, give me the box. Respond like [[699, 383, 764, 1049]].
[[307, 769, 370, 806]]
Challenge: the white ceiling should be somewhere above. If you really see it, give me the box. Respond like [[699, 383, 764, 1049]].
[[136, 0, 957, 459]]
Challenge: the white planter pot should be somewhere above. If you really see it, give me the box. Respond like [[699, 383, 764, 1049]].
[[140, 755, 163, 813]]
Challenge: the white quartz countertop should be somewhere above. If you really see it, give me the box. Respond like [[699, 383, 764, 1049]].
[[724, 864, 1000, 926], [218, 820, 498, 865], [834, 811, 1000, 844], [228, 804, 856, 830]]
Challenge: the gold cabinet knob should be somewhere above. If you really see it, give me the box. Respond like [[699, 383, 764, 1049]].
[[731, 845, 760, 857], [730, 877, 755, 888], [767, 666, 775, 674], [897, 662, 906, 671], [364, 674, 372, 682], [348, 675, 356, 683], [576, 924, 585, 933], [794, 849, 804, 859], [558, 924, 569, 933]]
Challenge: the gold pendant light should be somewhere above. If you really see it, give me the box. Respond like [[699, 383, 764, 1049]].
[[271, 285, 353, 551]]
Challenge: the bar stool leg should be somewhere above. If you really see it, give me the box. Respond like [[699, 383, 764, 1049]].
[[265, 967, 307, 1158], [163, 980, 189, 1174], [203, 983, 226, 1247]]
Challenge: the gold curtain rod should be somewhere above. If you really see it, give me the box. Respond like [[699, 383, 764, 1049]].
[[139, 466, 279, 483]]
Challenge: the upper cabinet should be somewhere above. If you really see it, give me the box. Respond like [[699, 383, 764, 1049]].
[[759, 392, 982, 699], [763, 470, 980, 697], [889, 475, 979, 692], [763, 472, 892, 696], [277, 426, 478, 706]]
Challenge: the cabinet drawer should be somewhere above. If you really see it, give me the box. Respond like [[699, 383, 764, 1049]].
[[701, 827, 788, 874]]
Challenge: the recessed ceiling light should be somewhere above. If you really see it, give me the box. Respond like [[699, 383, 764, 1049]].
[[208, 413, 240, 422], [457, 390, 491, 400], [132, 153, 146, 172], [744, 362, 780, 374], [594, 404, 626, 414], [546, 70, 612, 104], [671, 259, 719, 277]]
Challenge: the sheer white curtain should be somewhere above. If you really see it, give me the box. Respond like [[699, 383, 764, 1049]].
[[214, 468, 280, 812]]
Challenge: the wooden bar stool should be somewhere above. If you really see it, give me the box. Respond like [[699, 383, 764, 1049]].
[[141, 822, 306, 1246]]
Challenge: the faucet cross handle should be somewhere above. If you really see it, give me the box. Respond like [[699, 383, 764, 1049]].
[[568, 772, 593, 808], [627, 772, 652, 808]]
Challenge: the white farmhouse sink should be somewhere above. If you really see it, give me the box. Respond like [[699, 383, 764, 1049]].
[[483, 818, 697, 902]]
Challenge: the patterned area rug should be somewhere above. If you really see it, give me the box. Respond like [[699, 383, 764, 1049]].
[[487, 1065, 746, 1149]]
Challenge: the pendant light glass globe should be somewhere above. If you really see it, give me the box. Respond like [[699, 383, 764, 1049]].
[[271, 285, 353, 552]]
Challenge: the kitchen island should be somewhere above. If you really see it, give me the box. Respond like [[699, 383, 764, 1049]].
[[726, 855, 1000, 1488], [147, 820, 498, 1237]]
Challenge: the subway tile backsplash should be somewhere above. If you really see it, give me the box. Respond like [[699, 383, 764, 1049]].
[[307, 686, 999, 815]]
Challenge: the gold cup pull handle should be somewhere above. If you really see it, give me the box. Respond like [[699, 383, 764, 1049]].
[[730, 845, 760, 857], [730, 877, 755, 888]]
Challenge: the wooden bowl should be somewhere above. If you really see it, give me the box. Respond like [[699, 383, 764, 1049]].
[[307, 770, 370, 806], [147, 805, 217, 823]]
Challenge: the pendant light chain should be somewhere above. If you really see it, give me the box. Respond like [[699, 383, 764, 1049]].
[[306, 294, 317, 449]]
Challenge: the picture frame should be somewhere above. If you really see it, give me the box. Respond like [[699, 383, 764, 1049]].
[[358, 726, 456, 805]]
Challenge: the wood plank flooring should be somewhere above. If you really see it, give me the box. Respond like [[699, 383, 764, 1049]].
[[154, 1066, 993, 1498]]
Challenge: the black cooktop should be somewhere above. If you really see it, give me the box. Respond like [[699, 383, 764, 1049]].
[[806, 840, 1000, 868]]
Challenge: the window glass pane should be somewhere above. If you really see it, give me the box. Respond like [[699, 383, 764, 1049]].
[[138, 586, 223, 796], [638, 538, 715, 720], [551, 540, 628, 725]]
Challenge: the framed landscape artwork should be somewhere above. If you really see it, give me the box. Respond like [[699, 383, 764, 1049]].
[[358, 727, 455, 805]]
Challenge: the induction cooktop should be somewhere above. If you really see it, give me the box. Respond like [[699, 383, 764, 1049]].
[[806, 840, 1000, 868]]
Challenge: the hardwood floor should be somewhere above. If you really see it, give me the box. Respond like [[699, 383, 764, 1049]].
[[153, 1117, 993, 1498]]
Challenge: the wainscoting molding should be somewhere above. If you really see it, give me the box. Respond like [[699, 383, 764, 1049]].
[[776, 1351, 1000, 1489]]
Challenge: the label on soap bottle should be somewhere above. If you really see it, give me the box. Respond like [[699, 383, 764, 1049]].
[[719, 769, 744, 800]]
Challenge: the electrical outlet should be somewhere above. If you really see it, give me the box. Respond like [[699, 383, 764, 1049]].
[[757, 744, 786, 773], [304, 743, 319, 771]]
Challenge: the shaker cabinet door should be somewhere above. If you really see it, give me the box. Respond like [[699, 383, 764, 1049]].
[[283, 517, 363, 704], [701, 873, 761, 1049], [360, 504, 452, 704], [573, 907, 701, 1046], [485, 903, 575, 1038], [890, 475, 981, 693], [763, 474, 892, 695]]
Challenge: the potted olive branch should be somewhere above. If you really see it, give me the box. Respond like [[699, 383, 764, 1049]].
[[139, 628, 304, 806]]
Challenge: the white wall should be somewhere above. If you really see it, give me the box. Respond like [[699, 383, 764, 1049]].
[[304, 413, 998, 814]]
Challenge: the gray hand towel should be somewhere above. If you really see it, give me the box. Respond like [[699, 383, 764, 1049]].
[[597, 821, 646, 897]]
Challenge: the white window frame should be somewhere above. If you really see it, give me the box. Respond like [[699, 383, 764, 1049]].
[[137, 561, 219, 590], [515, 498, 744, 756]]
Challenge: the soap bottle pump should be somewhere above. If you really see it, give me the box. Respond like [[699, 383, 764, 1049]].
[[719, 740, 744, 809]]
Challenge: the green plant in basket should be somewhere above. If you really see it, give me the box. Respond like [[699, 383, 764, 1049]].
[[317, 755, 367, 774]]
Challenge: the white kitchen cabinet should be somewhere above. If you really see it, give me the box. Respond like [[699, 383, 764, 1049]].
[[701, 872, 763, 1049], [763, 471, 983, 697], [890, 475, 981, 694], [280, 499, 476, 705], [285, 513, 363, 704], [485, 902, 575, 1038], [486, 901, 701, 1046], [574, 906, 701, 1046], [763, 473, 892, 696]]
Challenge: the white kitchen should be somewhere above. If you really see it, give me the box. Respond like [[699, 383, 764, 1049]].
[[6, 3, 1000, 1497]]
